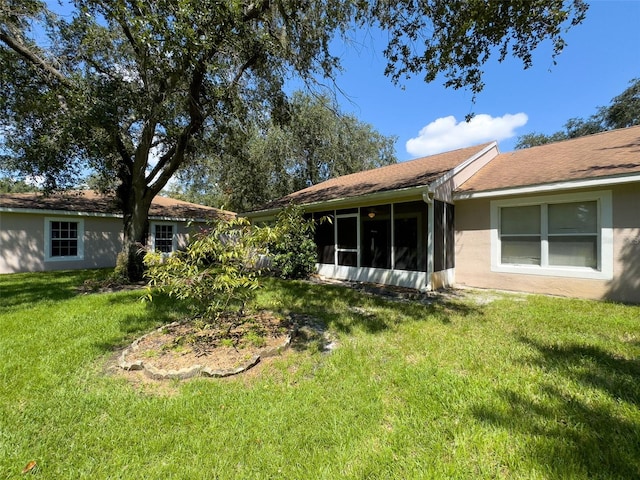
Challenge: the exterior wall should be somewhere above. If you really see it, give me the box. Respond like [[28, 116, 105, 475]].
[[0, 213, 43, 273], [0, 212, 123, 274], [0, 212, 203, 274], [455, 184, 640, 303]]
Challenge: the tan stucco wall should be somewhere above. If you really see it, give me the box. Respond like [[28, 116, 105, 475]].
[[455, 184, 640, 303], [0, 212, 200, 274], [0, 212, 123, 273], [0, 213, 43, 273]]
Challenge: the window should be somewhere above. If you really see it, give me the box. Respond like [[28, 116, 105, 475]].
[[151, 222, 177, 253], [491, 191, 612, 279], [548, 201, 597, 268], [45, 218, 84, 261], [500, 205, 541, 265]]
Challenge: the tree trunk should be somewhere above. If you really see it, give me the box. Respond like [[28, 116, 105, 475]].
[[118, 186, 154, 282]]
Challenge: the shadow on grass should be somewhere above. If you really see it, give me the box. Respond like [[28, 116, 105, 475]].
[[260, 279, 483, 335], [520, 337, 640, 407], [472, 335, 640, 478], [92, 289, 194, 354], [0, 269, 111, 309]]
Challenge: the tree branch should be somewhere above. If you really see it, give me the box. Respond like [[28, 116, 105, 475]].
[[243, 1, 272, 22], [145, 143, 175, 185], [0, 29, 71, 87]]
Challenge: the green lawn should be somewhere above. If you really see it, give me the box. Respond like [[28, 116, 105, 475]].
[[1, 270, 638, 479]]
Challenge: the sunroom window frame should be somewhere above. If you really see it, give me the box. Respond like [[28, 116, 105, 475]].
[[490, 190, 613, 280]]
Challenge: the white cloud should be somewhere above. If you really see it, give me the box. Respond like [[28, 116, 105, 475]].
[[405, 113, 528, 157]]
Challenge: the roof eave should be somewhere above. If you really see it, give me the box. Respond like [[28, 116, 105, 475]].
[[0, 207, 221, 223], [453, 172, 640, 200], [243, 184, 434, 220]]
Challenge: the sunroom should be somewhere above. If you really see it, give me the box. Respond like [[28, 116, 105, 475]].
[[245, 142, 499, 290], [310, 198, 454, 290]]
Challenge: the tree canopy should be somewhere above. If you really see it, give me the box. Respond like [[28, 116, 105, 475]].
[[0, 0, 589, 278], [516, 77, 640, 149], [170, 91, 397, 212]]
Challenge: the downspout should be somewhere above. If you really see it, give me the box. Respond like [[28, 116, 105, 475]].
[[422, 189, 435, 291]]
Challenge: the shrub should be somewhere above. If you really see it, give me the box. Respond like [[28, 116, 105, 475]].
[[268, 204, 317, 280], [144, 217, 269, 322]]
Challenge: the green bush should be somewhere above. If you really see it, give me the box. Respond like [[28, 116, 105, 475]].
[[268, 204, 318, 280], [143, 205, 318, 324], [144, 217, 269, 321]]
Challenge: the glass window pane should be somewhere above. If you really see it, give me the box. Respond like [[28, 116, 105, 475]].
[[501, 236, 541, 265], [155, 225, 174, 253], [49, 220, 79, 257], [337, 217, 357, 249], [549, 236, 597, 268], [548, 201, 597, 234], [501, 206, 541, 234]]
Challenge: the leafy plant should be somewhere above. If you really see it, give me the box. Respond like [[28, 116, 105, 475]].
[[144, 217, 270, 322], [268, 203, 318, 280]]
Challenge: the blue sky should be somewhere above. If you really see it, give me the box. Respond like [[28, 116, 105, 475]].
[[325, 0, 640, 160]]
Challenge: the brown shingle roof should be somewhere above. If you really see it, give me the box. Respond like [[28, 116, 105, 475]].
[[457, 126, 640, 193], [0, 190, 235, 220], [260, 142, 493, 210]]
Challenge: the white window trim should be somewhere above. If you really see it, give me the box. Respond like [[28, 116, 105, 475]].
[[490, 190, 613, 280], [44, 217, 85, 262], [150, 221, 178, 253]]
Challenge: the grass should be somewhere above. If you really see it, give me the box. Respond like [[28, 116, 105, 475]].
[[1, 270, 639, 479]]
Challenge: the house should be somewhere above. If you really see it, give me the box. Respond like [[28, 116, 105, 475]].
[[246, 126, 640, 303], [0, 190, 234, 274]]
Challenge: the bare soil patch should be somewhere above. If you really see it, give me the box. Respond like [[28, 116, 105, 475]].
[[127, 311, 289, 371], [110, 310, 336, 386]]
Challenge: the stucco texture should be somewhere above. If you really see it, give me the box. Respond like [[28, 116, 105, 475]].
[[454, 184, 640, 303]]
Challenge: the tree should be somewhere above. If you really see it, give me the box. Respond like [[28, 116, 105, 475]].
[[1, 0, 588, 279], [516, 77, 640, 149], [280, 91, 397, 191], [170, 91, 398, 212], [0, 176, 39, 193]]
